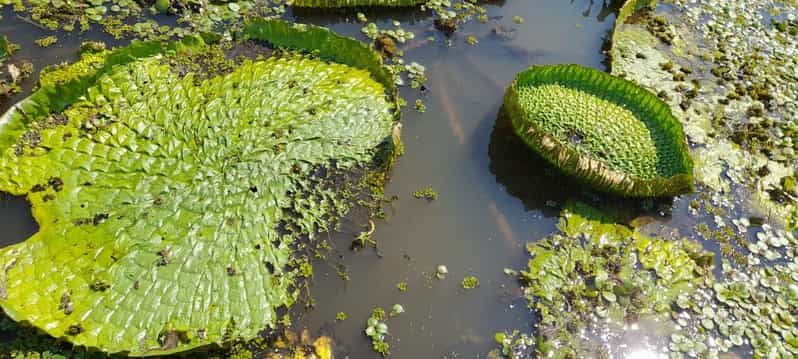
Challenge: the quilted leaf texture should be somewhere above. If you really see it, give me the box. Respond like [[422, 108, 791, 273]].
[[503, 64, 693, 197], [0, 21, 396, 356]]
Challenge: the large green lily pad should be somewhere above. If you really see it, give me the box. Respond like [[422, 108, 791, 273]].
[[503, 64, 693, 197], [0, 20, 397, 356]]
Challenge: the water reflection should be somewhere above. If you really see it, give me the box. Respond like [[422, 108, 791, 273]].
[[576, 0, 627, 22], [488, 107, 581, 217]]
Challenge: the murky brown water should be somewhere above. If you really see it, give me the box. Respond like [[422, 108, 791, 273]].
[[0, 1, 662, 357]]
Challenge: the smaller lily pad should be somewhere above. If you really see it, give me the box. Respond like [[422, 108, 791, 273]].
[[503, 64, 694, 197]]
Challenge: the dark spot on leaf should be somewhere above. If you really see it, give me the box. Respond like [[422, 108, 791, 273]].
[[265, 262, 275, 274], [60, 292, 73, 315], [157, 250, 169, 266], [67, 324, 83, 335], [48, 177, 64, 192], [133, 281, 140, 290], [93, 213, 109, 225], [154, 197, 163, 206], [227, 266, 236, 276], [31, 184, 46, 193], [91, 280, 110, 292], [249, 186, 258, 193], [42, 194, 55, 202]]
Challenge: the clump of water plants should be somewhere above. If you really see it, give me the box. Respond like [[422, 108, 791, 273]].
[[365, 307, 391, 356], [495, 202, 714, 358], [0, 37, 33, 97], [424, 0, 489, 38], [290, 0, 425, 7], [610, 0, 798, 229], [461, 275, 479, 289], [335, 312, 347, 321], [34, 35, 58, 47], [0, 19, 401, 356], [412, 187, 438, 201], [503, 64, 694, 197]]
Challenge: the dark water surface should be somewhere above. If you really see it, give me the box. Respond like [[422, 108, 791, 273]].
[[0, 1, 645, 357]]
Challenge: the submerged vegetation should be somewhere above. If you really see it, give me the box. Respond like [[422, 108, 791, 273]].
[[504, 64, 694, 197], [0, 19, 399, 355]]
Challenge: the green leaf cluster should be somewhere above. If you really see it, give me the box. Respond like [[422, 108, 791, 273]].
[[503, 64, 693, 197], [514, 202, 713, 357]]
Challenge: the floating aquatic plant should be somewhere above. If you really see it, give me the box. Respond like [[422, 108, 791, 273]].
[[412, 187, 438, 201], [461, 276, 478, 289], [0, 19, 399, 356], [0, 36, 11, 62], [289, 0, 425, 7], [496, 202, 713, 358], [503, 64, 694, 197]]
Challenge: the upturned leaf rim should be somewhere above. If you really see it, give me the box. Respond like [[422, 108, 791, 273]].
[[503, 64, 694, 197]]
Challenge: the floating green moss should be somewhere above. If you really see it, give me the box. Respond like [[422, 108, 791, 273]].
[[504, 64, 694, 197], [0, 19, 399, 356]]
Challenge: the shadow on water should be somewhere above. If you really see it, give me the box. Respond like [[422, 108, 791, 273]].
[[488, 108, 675, 224], [488, 107, 585, 217]]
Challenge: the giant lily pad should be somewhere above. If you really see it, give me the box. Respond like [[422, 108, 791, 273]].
[[0, 19, 398, 356], [503, 64, 693, 197]]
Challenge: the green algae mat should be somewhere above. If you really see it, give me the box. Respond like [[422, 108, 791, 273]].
[[504, 64, 693, 197], [0, 19, 398, 356]]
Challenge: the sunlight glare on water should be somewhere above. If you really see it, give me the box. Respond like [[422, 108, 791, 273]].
[[626, 348, 667, 359]]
